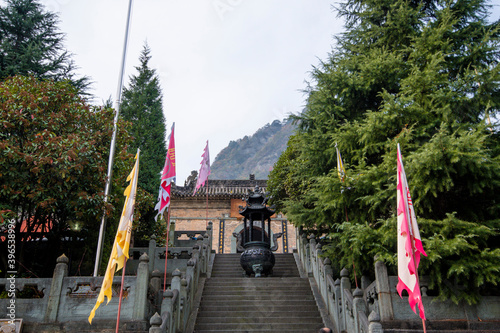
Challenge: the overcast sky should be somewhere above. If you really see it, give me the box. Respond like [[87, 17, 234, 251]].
[[32, 0, 342, 184], [36, 0, 499, 184]]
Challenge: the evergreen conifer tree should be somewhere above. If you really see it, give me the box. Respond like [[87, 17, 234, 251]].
[[121, 43, 167, 195], [120, 43, 167, 246], [0, 0, 89, 91], [269, 0, 499, 304]]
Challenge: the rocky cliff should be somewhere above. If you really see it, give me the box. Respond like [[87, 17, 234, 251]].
[[210, 119, 295, 180]]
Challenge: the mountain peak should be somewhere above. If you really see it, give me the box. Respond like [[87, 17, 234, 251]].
[[210, 119, 295, 180]]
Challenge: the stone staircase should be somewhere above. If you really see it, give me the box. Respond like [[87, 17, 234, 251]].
[[193, 253, 325, 332]]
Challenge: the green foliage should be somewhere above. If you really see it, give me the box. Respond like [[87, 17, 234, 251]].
[[120, 43, 167, 196], [0, 75, 132, 276], [132, 187, 167, 247], [321, 215, 500, 304], [0, 0, 89, 92], [269, 0, 500, 304], [119, 43, 168, 246]]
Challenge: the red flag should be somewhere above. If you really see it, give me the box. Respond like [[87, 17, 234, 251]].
[[193, 141, 210, 195], [396, 144, 427, 320], [155, 123, 176, 221]]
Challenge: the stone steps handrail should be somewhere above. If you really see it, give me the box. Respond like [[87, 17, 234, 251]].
[[295, 228, 499, 333]]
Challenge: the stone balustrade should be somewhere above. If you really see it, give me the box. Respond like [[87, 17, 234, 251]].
[[295, 228, 500, 333], [0, 222, 213, 333]]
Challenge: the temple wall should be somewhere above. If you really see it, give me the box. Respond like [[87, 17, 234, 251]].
[[170, 197, 296, 253]]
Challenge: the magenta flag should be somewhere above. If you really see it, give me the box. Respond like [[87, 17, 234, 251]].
[[396, 143, 427, 320], [155, 123, 176, 221], [193, 141, 210, 195]]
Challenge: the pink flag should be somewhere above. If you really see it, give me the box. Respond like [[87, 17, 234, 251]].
[[396, 143, 427, 320], [155, 124, 176, 221], [193, 141, 210, 195]]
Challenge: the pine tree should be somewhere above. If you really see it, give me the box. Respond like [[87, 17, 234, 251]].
[[120, 43, 167, 246], [0, 0, 89, 91], [269, 0, 500, 304], [121, 43, 167, 195]]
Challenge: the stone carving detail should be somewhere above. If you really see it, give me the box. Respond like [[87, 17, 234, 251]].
[[270, 232, 283, 251], [232, 232, 245, 252], [252, 264, 264, 277]]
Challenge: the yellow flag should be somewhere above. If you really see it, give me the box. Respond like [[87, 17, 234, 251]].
[[336, 146, 345, 182], [89, 150, 140, 324]]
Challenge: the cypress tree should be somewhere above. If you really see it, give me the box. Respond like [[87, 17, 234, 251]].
[[121, 43, 168, 196], [0, 0, 89, 91], [270, 0, 499, 304], [120, 43, 168, 246]]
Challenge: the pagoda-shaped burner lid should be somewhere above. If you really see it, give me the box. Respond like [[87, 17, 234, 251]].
[[239, 185, 275, 216]]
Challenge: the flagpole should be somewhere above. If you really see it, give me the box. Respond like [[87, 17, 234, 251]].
[[408, 228, 427, 333], [163, 208, 171, 292], [206, 178, 209, 227], [337, 144, 358, 289], [115, 259, 128, 333], [397, 144, 427, 331], [94, 0, 134, 277]]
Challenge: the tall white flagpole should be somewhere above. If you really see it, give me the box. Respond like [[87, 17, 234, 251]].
[[93, 0, 134, 277]]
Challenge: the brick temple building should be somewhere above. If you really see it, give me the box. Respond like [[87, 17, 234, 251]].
[[169, 173, 296, 254]]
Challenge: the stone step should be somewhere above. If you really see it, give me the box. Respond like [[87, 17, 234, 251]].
[[193, 254, 323, 332], [201, 294, 315, 301], [211, 272, 300, 278], [212, 262, 297, 267], [213, 257, 297, 262], [202, 286, 312, 293], [194, 316, 322, 324], [212, 264, 298, 269], [198, 301, 320, 311], [212, 254, 296, 262], [212, 260, 297, 265], [194, 331, 318, 333], [194, 322, 324, 331], [196, 311, 322, 318], [204, 277, 308, 285], [211, 267, 299, 271]]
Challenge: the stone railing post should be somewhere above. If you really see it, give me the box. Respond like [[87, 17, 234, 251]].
[[44, 254, 69, 322], [150, 269, 162, 295], [334, 278, 342, 333], [186, 258, 196, 307], [207, 221, 213, 253], [304, 235, 311, 275], [171, 269, 181, 291], [150, 269, 163, 314], [133, 253, 150, 320], [169, 220, 176, 247], [196, 236, 205, 275], [162, 289, 174, 333], [375, 260, 394, 321], [171, 269, 182, 329], [203, 233, 210, 273], [368, 311, 383, 333], [323, 258, 333, 312], [148, 236, 157, 274], [191, 245, 201, 285], [299, 232, 307, 273], [180, 277, 189, 331], [340, 267, 351, 332], [149, 312, 165, 333], [353, 288, 367, 333], [308, 235, 316, 277], [315, 243, 322, 284]]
